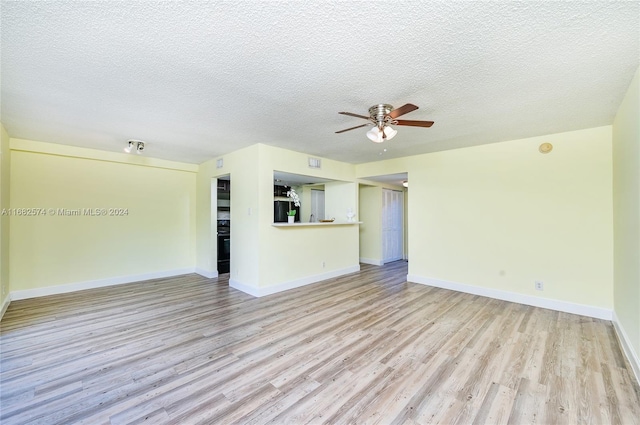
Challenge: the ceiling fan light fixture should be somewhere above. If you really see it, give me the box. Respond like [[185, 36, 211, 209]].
[[367, 127, 384, 143], [336, 102, 433, 143], [384, 125, 397, 140]]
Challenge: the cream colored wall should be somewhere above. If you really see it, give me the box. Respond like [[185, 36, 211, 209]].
[[226, 148, 262, 285], [324, 181, 357, 221], [3, 121, 616, 319], [10, 139, 197, 291], [196, 144, 261, 284], [257, 144, 359, 288], [262, 145, 356, 181], [260, 224, 360, 286], [196, 144, 361, 290], [295, 185, 309, 221], [298, 184, 324, 222], [613, 66, 640, 358], [357, 126, 614, 310], [358, 185, 383, 262], [404, 187, 408, 259], [356, 157, 413, 181], [195, 158, 217, 275], [356, 180, 408, 264], [1, 124, 11, 307]]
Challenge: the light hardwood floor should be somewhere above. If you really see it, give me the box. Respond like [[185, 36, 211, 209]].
[[1, 262, 639, 424]]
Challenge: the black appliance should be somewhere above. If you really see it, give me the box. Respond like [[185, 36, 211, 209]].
[[217, 219, 230, 274], [274, 200, 300, 223], [274, 184, 289, 197]]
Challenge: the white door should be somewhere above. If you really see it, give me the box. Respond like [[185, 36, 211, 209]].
[[382, 189, 403, 263], [311, 189, 325, 221]]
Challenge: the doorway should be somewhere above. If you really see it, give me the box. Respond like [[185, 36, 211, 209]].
[[310, 189, 325, 222], [382, 188, 404, 263], [216, 175, 231, 274]]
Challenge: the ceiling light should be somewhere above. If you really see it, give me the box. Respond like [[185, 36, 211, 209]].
[[402, 181, 408, 188], [384, 126, 397, 140], [367, 127, 384, 143], [366, 125, 397, 143], [125, 140, 145, 154]]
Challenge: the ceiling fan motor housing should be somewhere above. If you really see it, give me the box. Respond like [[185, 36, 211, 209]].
[[369, 104, 394, 128]]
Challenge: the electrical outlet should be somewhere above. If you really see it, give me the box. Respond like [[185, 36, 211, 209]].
[[535, 281, 544, 291], [322, 261, 325, 268]]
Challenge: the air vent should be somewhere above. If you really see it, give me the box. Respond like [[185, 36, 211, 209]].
[[308, 157, 321, 169], [216, 158, 224, 169]]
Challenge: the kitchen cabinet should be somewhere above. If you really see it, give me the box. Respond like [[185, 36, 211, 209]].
[[218, 180, 230, 193], [274, 184, 289, 197]]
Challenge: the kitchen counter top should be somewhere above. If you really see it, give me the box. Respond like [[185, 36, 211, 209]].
[[272, 221, 362, 227]]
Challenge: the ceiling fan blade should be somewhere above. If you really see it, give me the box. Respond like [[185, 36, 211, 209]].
[[338, 111, 371, 120], [387, 103, 419, 119], [335, 123, 370, 133], [395, 119, 434, 128]]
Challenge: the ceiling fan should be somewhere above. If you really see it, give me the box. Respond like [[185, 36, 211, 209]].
[[336, 103, 434, 143]]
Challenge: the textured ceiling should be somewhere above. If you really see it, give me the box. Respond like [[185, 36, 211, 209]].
[[1, 1, 639, 164]]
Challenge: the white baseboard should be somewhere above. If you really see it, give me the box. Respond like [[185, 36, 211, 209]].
[[612, 310, 640, 385], [360, 258, 384, 266], [1, 294, 11, 321], [229, 278, 261, 297], [10, 268, 196, 301], [231, 264, 361, 297], [195, 268, 219, 279], [407, 274, 612, 320]]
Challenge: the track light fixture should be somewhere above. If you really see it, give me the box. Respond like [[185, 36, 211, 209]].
[[124, 140, 145, 154]]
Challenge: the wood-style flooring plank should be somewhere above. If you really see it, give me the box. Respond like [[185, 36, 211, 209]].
[[1, 261, 639, 424]]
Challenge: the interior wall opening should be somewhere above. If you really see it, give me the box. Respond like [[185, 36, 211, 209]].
[[216, 175, 231, 274]]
